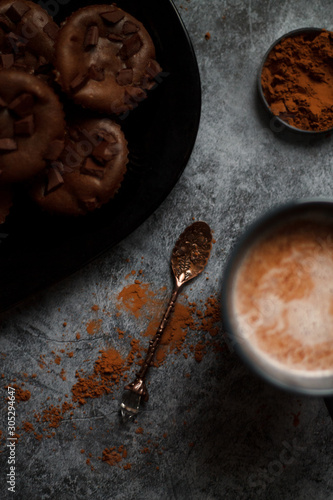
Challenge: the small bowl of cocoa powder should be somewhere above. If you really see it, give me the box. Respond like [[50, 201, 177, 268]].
[[258, 27, 333, 135]]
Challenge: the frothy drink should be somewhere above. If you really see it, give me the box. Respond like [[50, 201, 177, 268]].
[[231, 219, 333, 376]]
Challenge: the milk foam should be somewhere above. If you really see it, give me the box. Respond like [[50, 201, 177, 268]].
[[232, 222, 333, 374]]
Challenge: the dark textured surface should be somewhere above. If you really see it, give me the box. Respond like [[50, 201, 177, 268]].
[[1, 1, 333, 499]]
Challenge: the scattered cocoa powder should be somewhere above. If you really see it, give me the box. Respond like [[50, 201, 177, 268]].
[[199, 296, 221, 337], [7, 277, 223, 472], [38, 355, 46, 369], [194, 341, 206, 363], [145, 301, 196, 356], [22, 421, 43, 441], [42, 405, 63, 428], [22, 421, 34, 433], [117, 282, 154, 318], [71, 345, 141, 405], [86, 319, 102, 335], [9, 384, 31, 402], [54, 355, 61, 365], [102, 446, 128, 467], [117, 328, 125, 339]]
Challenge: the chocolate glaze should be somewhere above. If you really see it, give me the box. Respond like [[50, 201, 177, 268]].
[[54, 4, 162, 114], [30, 118, 129, 215]]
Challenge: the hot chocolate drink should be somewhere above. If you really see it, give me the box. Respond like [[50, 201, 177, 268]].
[[230, 218, 333, 377]]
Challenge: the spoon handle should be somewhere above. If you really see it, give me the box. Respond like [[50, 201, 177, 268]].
[[120, 221, 212, 421], [124, 284, 181, 401], [137, 285, 180, 382]]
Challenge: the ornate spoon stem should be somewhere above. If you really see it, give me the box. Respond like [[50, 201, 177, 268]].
[[120, 221, 212, 421]]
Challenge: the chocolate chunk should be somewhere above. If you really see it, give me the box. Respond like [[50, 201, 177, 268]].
[[6, 1, 30, 23], [7, 31, 19, 42], [38, 56, 47, 67], [124, 86, 146, 104], [36, 56, 52, 75], [88, 64, 104, 81], [0, 138, 17, 152], [12, 32, 26, 47], [92, 140, 119, 163], [43, 22, 59, 40], [100, 10, 124, 24], [45, 165, 64, 195], [68, 128, 81, 141], [8, 93, 34, 116], [105, 142, 120, 156], [1, 53, 14, 69], [70, 72, 89, 93], [91, 141, 114, 164], [61, 163, 74, 174], [0, 97, 7, 108], [122, 21, 139, 35], [44, 139, 65, 160], [14, 114, 34, 136], [21, 19, 39, 38], [107, 32, 124, 42], [0, 15, 11, 32], [84, 25, 99, 50], [82, 197, 99, 211], [146, 59, 162, 78], [96, 130, 116, 144], [6, 32, 21, 53], [50, 160, 65, 174], [81, 157, 105, 178], [116, 68, 133, 86], [118, 33, 142, 59]]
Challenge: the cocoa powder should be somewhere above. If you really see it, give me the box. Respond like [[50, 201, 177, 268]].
[[261, 30, 333, 131], [1, 275, 222, 472]]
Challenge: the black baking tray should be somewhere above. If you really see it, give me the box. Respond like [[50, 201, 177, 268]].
[[0, 0, 201, 313]]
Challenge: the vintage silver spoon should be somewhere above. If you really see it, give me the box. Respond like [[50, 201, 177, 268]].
[[120, 221, 213, 421]]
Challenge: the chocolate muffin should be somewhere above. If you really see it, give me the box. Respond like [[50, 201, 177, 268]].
[[54, 4, 162, 115], [0, 69, 65, 184], [0, 0, 59, 77], [30, 117, 129, 215]]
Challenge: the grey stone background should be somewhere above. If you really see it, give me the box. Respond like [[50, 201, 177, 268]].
[[1, 0, 333, 499]]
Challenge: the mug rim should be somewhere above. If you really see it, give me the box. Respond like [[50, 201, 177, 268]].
[[221, 197, 333, 396]]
